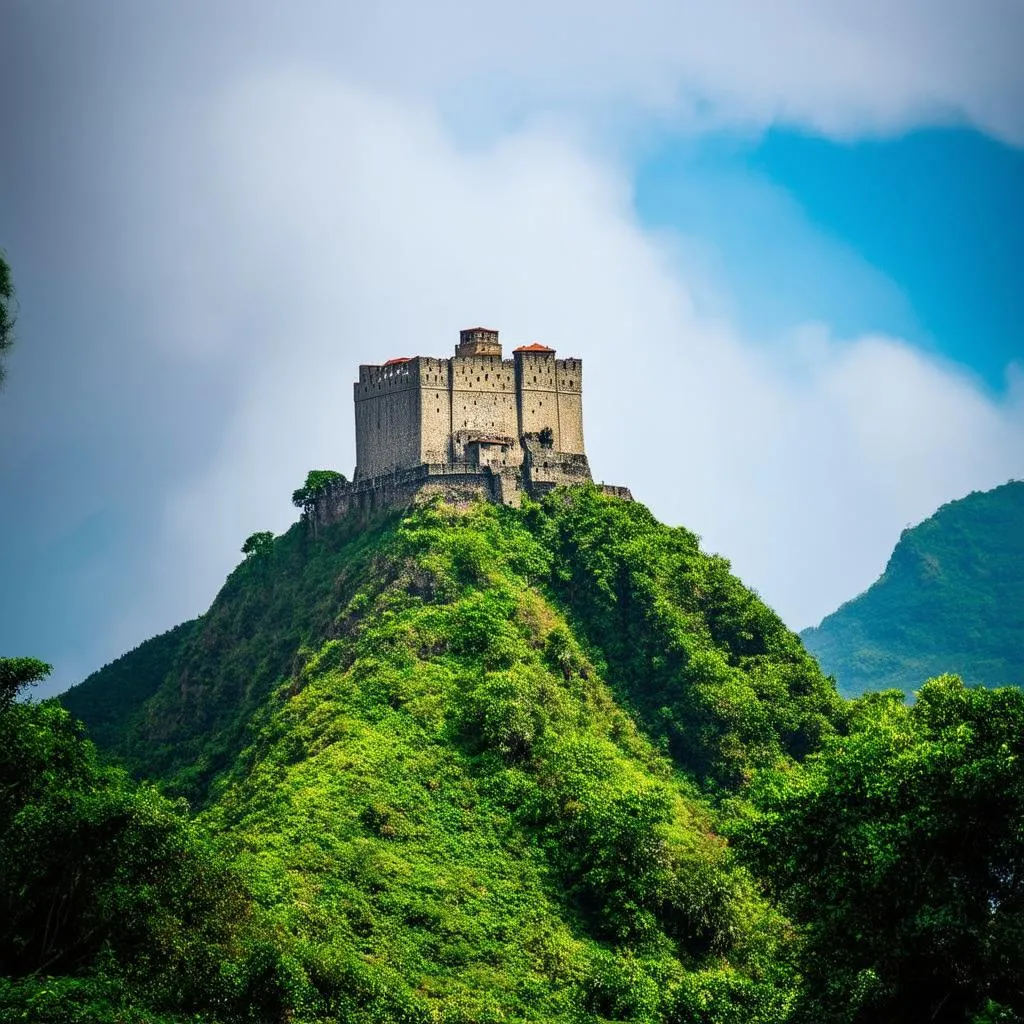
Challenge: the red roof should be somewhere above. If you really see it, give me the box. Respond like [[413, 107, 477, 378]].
[[513, 343, 555, 353], [383, 357, 412, 366]]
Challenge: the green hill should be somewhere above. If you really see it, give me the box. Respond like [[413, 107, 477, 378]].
[[56, 490, 839, 1020], [6, 486, 1018, 1023], [801, 481, 1024, 697]]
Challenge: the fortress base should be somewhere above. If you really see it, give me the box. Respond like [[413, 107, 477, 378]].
[[313, 462, 632, 526]]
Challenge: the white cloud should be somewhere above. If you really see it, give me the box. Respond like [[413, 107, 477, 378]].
[[126, 71, 1024, 645], [6, 0, 1023, 695], [195, 0, 1024, 144]]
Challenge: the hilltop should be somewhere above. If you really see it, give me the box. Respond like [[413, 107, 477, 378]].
[[801, 481, 1024, 697]]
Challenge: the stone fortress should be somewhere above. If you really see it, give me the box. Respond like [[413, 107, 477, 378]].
[[316, 327, 631, 521]]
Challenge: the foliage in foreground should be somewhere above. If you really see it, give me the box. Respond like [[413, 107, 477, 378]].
[[0, 661, 305, 1023], [737, 674, 1024, 1022], [17, 490, 1024, 1022], [0, 249, 15, 387]]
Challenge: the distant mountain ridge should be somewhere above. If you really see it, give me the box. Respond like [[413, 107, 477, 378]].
[[801, 480, 1024, 697]]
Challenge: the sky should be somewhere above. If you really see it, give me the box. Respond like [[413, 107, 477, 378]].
[[1, 1, 1022, 698]]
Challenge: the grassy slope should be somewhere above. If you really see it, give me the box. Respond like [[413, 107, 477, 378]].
[[62, 489, 846, 1021], [62, 512, 403, 796], [801, 481, 1024, 697]]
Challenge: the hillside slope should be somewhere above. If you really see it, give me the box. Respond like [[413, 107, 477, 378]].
[[801, 481, 1024, 697], [65, 490, 842, 801], [61, 619, 198, 753], [47, 488, 1024, 1022], [60, 489, 842, 1021]]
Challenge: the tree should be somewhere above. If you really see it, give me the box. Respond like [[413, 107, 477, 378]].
[[292, 469, 345, 537], [738, 675, 1024, 1023], [0, 657, 300, 1018], [0, 251, 16, 389], [242, 531, 275, 559], [0, 657, 52, 711]]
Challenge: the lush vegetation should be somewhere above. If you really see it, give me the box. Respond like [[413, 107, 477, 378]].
[[802, 481, 1024, 697], [61, 620, 198, 755], [62, 511, 393, 797], [0, 660, 302, 1023], [1, 249, 17, 387], [4, 488, 1019, 1021], [736, 674, 1024, 1022]]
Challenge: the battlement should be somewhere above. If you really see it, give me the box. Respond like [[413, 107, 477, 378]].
[[337, 327, 626, 515]]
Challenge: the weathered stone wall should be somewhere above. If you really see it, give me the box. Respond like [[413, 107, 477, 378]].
[[554, 357, 584, 456], [449, 355, 518, 461], [521, 436, 592, 492], [464, 435, 523, 471], [514, 350, 561, 447], [416, 357, 452, 464], [314, 464, 500, 524], [598, 484, 633, 501], [312, 463, 630, 531], [353, 361, 423, 479]]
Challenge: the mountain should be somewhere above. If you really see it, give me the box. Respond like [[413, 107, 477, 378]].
[[18, 486, 1021, 1023], [801, 480, 1024, 697]]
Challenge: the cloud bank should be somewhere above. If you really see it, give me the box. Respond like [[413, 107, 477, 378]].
[[1, 3, 1022, 694], [125, 73, 1024, 645]]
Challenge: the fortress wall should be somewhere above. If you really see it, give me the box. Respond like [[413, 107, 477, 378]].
[[554, 358, 585, 455], [522, 436, 592, 490], [354, 361, 423, 477], [316, 464, 499, 522], [449, 355, 517, 461], [348, 333, 604, 503], [526, 460, 592, 486], [514, 351, 560, 447], [416, 357, 453, 464], [460, 434, 523, 471]]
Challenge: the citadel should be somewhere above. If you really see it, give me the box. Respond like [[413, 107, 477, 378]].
[[316, 327, 630, 520]]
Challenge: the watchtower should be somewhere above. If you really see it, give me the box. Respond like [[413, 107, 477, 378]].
[[456, 328, 502, 358]]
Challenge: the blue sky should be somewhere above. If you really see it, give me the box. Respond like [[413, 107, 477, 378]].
[[634, 127, 1023, 388], [1, 2, 1023, 697]]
